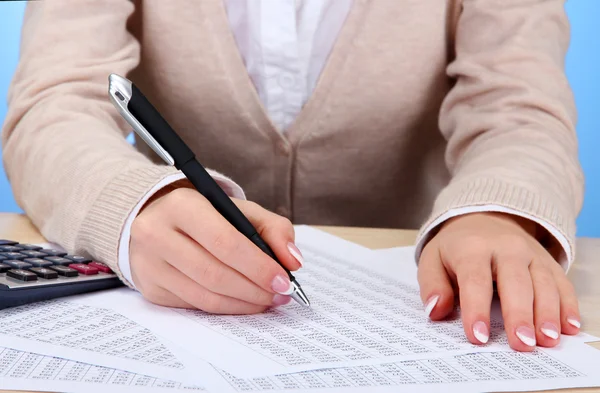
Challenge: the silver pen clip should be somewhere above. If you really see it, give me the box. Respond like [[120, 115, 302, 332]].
[[108, 74, 175, 166]]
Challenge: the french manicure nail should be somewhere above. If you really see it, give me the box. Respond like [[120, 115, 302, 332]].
[[271, 274, 293, 295], [272, 294, 292, 307], [567, 317, 581, 329], [540, 323, 560, 340], [287, 242, 304, 267], [472, 321, 489, 344], [424, 295, 439, 317], [516, 326, 536, 347]]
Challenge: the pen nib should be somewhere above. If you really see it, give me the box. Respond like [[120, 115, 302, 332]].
[[290, 281, 311, 308]]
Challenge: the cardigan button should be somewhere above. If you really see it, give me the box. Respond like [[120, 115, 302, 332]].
[[276, 141, 291, 156]]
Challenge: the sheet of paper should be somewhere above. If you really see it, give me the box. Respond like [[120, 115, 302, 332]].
[[90, 227, 527, 378], [1, 229, 599, 392], [215, 338, 600, 393], [0, 296, 213, 385], [2, 339, 600, 393], [370, 246, 418, 278], [0, 346, 206, 393]]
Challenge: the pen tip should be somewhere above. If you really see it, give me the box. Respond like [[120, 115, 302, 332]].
[[291, 289, 311, 308]]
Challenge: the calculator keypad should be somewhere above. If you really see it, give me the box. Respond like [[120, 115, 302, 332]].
[[45, 256, 74, 266], [7, 269, 38, 281], [88, 262, 112, 273], [18, 244, 43, 251], [69, 264, 98, 275], [1, 252, 27, 260], [0, 245, 24, 252], [0, 240, 115, 288], [42, 249, 67, 257], [64, 255, 92, 264], [50, 265, 79, 277], [20, 250, 48, 258], [4, 260, 32, 269], [23, 258, 53, 267], [30, 267, 59, 279]]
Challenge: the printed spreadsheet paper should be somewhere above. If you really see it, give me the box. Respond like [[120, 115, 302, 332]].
[[87, 227, 593, 378], [2, 338, 600, 393], [93, 248, 506, 375], [1, 227, 599, 393], [0, 295, 215, 385], [0, 346, 205, 393]]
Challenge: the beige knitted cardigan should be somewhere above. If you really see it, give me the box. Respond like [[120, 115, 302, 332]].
[[2, 0, 582, 277]]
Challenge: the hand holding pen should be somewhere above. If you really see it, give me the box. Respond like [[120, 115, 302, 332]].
[[108, 74, 310, 313]]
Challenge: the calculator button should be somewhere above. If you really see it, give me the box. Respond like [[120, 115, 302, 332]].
[[7, 269, 37, 281], [23, 258, 53, 267], [18, 244, 43, 251], [44, 256, 73, 266], [20, 250, 48, 258], [69, 263, 98, 275], [0, 240, 18, 246], [0, 252, 27, 260], [64, 255, 92, 264], [88, 262, 113, 273], [0, 263, 10, 273], [29, 267, 59, 279], [41, 249, 67, 257], [3, 260, 32, 269], [0, 245, 24, 252], [49, 266, 78, 277]]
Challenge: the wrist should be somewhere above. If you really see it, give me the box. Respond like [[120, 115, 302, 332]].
[[442, 212, 559, 258], [138, 178, 194, 214]]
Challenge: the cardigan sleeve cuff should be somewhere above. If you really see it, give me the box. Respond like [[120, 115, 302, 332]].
[[74, 165, 181, 287]]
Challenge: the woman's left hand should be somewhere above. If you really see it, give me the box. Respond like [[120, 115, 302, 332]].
[[418, 212, 581, 351]]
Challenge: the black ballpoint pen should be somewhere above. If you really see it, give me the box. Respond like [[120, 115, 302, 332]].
[[108, 74, 310, 308]]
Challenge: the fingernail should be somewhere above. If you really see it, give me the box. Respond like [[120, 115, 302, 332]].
[[271, 274, 293, 295], [516, 326, 536, 347], [272, 294, 292, 307], [424, 295, 439, 317], [472, 321, 489, 344], [540, 322, 560, 340], [567, 317, 581, 329], [287, 242, 304, 267]]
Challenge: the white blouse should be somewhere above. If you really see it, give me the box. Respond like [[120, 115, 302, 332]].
[[224, 0, 354, 132]]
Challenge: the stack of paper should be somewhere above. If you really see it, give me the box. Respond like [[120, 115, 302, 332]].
[[0, 227, 599, 393]]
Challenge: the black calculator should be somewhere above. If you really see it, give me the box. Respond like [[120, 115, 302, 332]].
[[0, 239, 123, 309]]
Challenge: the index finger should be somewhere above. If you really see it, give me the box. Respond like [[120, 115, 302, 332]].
[[172, 190, 292, 295]]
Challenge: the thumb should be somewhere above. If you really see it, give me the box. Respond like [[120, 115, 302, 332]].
[[234, 199, 302, 271], [417, 240, 455, 320]]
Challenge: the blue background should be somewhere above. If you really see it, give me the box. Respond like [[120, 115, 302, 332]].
[[0, 2, 599, 235]]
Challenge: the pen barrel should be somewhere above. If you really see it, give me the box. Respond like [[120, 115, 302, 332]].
[[249, 233, 293, 281], [128, 84, 195, 166]]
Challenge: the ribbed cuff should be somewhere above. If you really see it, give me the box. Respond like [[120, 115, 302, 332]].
[[415, 177, 576, 265], [75, 164, 180, 284]]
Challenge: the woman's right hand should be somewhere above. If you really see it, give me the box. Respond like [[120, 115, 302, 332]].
[[129, 187, 303, 314]]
